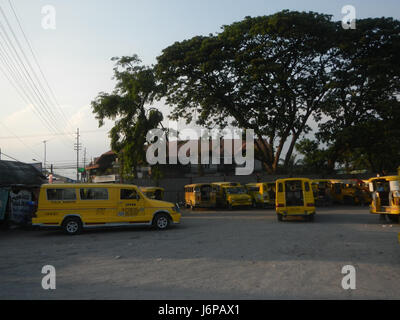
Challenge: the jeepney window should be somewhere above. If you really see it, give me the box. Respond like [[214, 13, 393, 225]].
[[46, 188, 77, 201], [278, 183, 283, 192], [305, 182, 310, 192], [63, 188, 77, 200], [194, 187, 200, 192], [120, 189, 138, 200], [80, 188, 109, 200]]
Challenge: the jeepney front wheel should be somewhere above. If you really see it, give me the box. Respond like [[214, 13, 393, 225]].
[[153, 213, 171, 230], [62, 217, 83, 235]]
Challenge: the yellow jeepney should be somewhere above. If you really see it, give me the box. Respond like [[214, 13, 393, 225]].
[[184, 184, 216, 210], [275, 178, 316, 221], [212, 182, 252, 209], [311, 179, 333, 206], [245, 183, 272, 208], [140, 187, 165, 200], [265, 182, 276, 206], [329, 179, 369, 205], [368, 176, 400, 223]]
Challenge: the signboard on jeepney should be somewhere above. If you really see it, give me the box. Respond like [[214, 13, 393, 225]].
[[93, 175, 119, 183]]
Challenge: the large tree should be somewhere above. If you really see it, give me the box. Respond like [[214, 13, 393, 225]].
[[91, 55, 164, 178], [156, 10, 337, 173], [317, 17, 400, 173]]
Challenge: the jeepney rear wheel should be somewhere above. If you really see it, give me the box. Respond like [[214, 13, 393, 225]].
[[277, 214, 283, 221], [62, 217, 83, 235], [227, 202, 233, 211]]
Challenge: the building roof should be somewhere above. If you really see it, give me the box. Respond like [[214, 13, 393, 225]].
[[0, 160, 46, 187]]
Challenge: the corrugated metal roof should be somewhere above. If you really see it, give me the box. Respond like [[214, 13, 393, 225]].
[[0, 160, 46, 187]]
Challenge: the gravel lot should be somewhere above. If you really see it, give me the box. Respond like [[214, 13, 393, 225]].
[[0, 206, 399, 300]]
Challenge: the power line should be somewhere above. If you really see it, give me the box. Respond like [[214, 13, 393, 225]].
[[0, 4, 74, 148], [0, 121, 43, 160], [0, 150, 23, 163], [0, 16, 62, 136], [7, 0, 74, 134], [0, 129, 108, 140]]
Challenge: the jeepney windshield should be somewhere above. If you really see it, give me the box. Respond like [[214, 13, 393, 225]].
[[225, 187, 247, 194]]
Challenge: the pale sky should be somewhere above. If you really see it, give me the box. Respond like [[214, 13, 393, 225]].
[[0, 0, 399, 178]]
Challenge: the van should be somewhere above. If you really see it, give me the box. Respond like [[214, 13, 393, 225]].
[[275, 178, 316, 221], [32, 184, 181, 235], [184, 184, 216, 209]]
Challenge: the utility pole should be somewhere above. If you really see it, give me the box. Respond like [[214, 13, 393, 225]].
[[83, 147, 87, 182], [43, 140, 47, 174], [74, 128, 82, 182]]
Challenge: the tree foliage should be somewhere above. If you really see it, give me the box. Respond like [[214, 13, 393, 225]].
[[91, 12, 400, 176], [156, 10, 337, 173], [91, 55, 163, 177], [317, 17, 400, 174]]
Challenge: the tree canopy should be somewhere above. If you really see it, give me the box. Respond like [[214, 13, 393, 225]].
[[91, 11, 400, 176], [91, 55, 163, 178], [156, 10, 338, 174]]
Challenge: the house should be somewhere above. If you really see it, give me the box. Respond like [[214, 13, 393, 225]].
[[87, 138, 263, 181]]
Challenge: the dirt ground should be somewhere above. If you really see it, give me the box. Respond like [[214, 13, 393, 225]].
[[0, 206, 399, 300]]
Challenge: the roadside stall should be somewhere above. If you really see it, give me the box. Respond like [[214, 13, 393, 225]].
[[0, 160, 45, 227]]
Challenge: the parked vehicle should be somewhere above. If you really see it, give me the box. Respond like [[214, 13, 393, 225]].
[[275, 178, 316, 221], [265, 181, 276, 205], [368, 176, 400, 223], [245, 183, 272, 208], [329, 179, 370, 205], [311, 179, 333, 206], [184, 184, 216, 209], [140, 187, 164, 200], [212, 182, 252, 209], [32, 184, 181, 235]]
